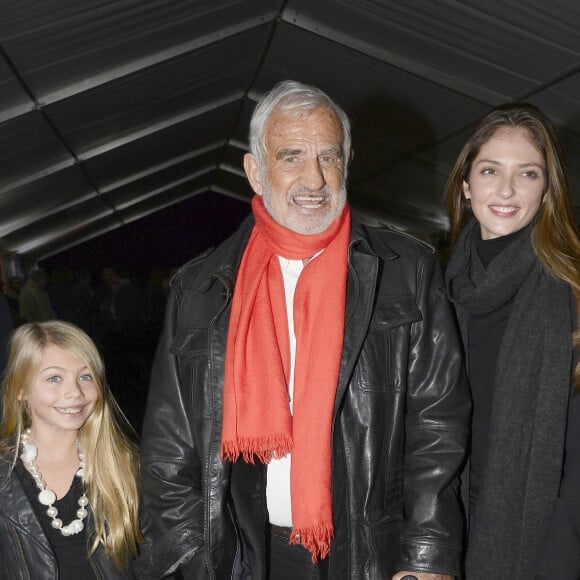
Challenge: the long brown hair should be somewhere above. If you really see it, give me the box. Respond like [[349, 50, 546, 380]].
[[0, 321, 143, 569], [445, 103, 580, 391]]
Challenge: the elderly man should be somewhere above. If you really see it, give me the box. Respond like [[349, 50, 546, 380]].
[[137, 81, 470, 580]]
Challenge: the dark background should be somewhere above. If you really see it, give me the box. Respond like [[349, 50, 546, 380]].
[[41, 193, 250, 279]]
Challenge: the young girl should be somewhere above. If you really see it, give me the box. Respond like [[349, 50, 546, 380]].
[[0, 320, 142, 579]]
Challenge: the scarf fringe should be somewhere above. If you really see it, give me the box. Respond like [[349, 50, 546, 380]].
[[221, 434, 293, 464], [290, 523, 334, 563]]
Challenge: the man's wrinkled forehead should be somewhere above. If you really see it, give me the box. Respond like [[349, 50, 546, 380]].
[[263, 107, 344, 153]]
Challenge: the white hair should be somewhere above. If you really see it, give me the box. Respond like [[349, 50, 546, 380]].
[[248, 80, 351, 178]]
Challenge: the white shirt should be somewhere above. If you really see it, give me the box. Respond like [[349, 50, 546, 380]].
[[266, 256, 304, 526]]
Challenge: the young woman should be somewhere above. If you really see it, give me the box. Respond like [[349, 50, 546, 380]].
[[0, 320, 142, 579], [445, 103, 580, 580]]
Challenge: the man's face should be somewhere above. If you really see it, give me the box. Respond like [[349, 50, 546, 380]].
[[244, 107, 347, 235]]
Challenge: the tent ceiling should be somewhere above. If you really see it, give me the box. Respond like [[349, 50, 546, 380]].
[[1, 0, 580, 260]]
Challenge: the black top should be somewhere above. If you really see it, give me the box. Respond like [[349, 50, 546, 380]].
[[467, 229, 522, 512], [15, 460, 98, 580]]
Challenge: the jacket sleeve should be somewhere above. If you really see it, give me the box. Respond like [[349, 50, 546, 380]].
[[135, 286, 207, 579], [534, 391, 580, 579], [397, 252, 471, 576]]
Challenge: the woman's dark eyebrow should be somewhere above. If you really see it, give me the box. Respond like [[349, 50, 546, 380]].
[[474, 159, 544, 169]]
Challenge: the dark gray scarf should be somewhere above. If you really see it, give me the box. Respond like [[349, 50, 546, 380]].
[[446, 220, 574, 579]]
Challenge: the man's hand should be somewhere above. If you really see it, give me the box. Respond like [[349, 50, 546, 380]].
[[392, 573, 453, 580]]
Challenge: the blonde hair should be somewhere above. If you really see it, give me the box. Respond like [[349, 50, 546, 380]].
[[0, 321, 143, 569], [445, 103, 580, 391]]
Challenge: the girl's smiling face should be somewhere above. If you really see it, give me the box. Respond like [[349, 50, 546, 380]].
[[21, 344, 98, 437]]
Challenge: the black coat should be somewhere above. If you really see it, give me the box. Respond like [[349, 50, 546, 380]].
[[137, 216, 471, 580], [0, 454, 136, 580], [445, 222, 575, 579]]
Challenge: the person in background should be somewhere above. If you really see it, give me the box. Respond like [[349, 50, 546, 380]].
[[97, 266, 147, 432], [47, 265, 77, 321], [0, 292, 13, 376], [5, 275, 23, 326], [0, 321, 143, 579], [444, 103, 580, 579], [19, 268, 55, 323], [137, 80, 469, 580], [99, 267, 144, 333]]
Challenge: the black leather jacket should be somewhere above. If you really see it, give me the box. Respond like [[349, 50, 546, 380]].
[[137, 217, 470, 580], [0, 454, 136, 579]]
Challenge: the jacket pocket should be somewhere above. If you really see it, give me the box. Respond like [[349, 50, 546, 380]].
[[170, 328, 210, 413], [170, 327, 208, 357], [356, 296, 422, 393]]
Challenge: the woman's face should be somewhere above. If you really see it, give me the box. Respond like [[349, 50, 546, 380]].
[[464, 127, 546, 240]]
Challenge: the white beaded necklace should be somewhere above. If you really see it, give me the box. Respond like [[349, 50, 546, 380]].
[[19, 428, 89, 536]]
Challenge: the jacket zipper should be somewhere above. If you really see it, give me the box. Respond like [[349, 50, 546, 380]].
[[204, 273, 233, 580], [8, 526, 32, 579], [328, 243, 358, 579], [344, 244, 360, 328], [227, 503, 241, 580]]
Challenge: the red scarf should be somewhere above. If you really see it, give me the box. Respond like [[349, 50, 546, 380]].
[[221, 195, 351, 561]]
